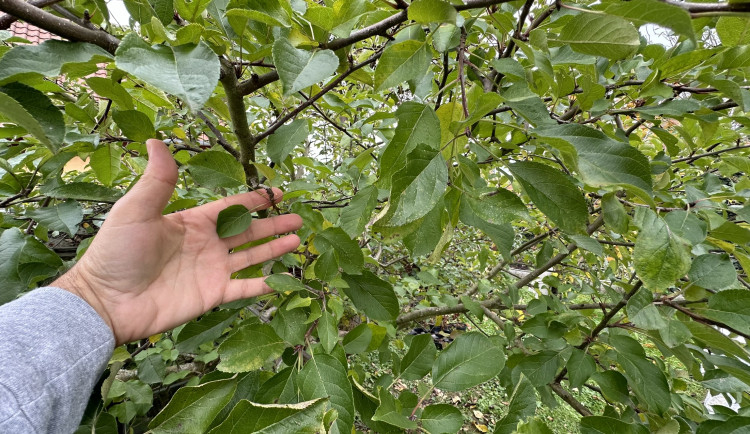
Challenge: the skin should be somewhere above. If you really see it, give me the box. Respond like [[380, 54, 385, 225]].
[[53, 139, 303, 346]]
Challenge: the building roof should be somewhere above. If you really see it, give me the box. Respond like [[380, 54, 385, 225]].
[[9, 21, 61, 43]]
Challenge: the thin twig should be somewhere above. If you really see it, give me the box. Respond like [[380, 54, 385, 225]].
[[255, 51, 382, 143], [197, 111, 240, 159]]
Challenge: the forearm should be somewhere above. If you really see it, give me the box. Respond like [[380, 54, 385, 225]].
[[0, 288, 115, 433]]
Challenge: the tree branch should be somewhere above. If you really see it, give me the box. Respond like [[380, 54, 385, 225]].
[[238, 0, 521, 96], [218, 58, 258, 185], [397, 216, 605, 326], [197, 111, 240, 159], [672, 143, 750, 164], [663, 299, 750, 341], [0, 0, 60, 29], [298, 91, 369, 151], [0, 0, 120, 53], [660, 0, 750, 14], [255, 51, 382, 143], [549, 383, 593, 417], [552, 280, 643, 384]]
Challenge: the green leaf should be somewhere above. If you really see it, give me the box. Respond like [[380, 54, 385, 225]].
[[379, 102, 441, 188], [688, 253, 737, 290], [636, 100, 701, 117], [208, 398, 327, 434], [254, 367, 300, 404], [404, 201, 453, 257], [509, 161, 588, 233], [710, 220, 750, 244], [271, 306, 308, 345], [494, 375, 536, 434], [399, 333, 437, 381], [459, 187, 528, 226], [0, 228, 63, 301], [314, 227, 364, 274], [87, 76, 131, 109], [343, 323, 373, 354], [610, 335, 671, 414], [602, 0, 695, 41], [717, 45, 750, 69], [138, 354, 167, 384], [339, 185, 379, 239], [567, 349, 596, 389], [267, 119, 308, 164], [534, 124, 652, 193], [0, 40, 112, 83], [432, 23, 461, 52], [26, 200, 83, 236], [315, 249, 338, 282], [697, 416, 750, 434], [701, 369, 749, 394], [216, 204, 253, 238], [272, 39, 339, 96], [217, 324, 286, 372], [626, 287, 667, 330], [591, 371, 631, 405], [317, 312, 339, 354], [698, 290, 750, 336], [501, 84, 556, 127], [517, 418, 554, 434], [265, 274, 306, 292], [515, 350, 564, 387], [385, 144, 448, 227], [341, 271, 399, 322], [187, 151, 245, 189], [41, 182, 123, 202], [580, 416, 647, 434], [303, 5, 336, 31], [375, 40, 430, 91], [682, 320, 749, 361], [226, 0, 291, 33], [299, 354, 354, 434], [568, 235, 604, 256], [152, 0, 174, 25], [407, 0, 456, 24], [553, 13, 639, 60], [432, 332, 505, 391], [112, 110, 156, 142], [664, 210, 706, 246], [659, 319, 692, 348], [175, 309, 239, 353], [602, 192, 629, 234], [717, 17, 750, 46], [420, 404, 463, 434], [457, 195, 515, 259], [115, 33, 220, 111], [634, 210, 691, 292], [149, 378, 236, 434], [372, 387, 417, 429], [0, 83, 65, 151], [90, 144, 122, 186]]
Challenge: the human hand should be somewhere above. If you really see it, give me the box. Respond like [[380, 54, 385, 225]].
[[53, 139, 302, 346]]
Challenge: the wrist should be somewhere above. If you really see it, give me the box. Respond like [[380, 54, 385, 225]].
[[52, 263, 116, 339]]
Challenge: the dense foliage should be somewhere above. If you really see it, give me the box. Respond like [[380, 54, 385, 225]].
[[2, 0, 750, 432]]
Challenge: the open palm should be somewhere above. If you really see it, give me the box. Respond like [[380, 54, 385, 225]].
[[54, 139, 302, 345]]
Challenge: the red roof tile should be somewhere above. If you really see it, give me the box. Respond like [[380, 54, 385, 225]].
[[9, 21, 61, 43]]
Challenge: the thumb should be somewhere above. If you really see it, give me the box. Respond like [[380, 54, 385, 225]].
[[115, 139, 178, 219]]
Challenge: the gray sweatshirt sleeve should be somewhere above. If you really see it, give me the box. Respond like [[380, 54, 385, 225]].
[[0, 287, 115, 434]]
